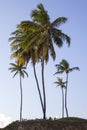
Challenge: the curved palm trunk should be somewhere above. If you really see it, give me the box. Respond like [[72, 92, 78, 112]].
[[19, 75, 23, 122], [65, 73, 69, 117], [33, 63, 44, 116], [41, 58, 46, 119], [61, 87, 64, 118]]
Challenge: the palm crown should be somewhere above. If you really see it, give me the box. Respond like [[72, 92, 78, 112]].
[[9, 62, 28, 78], [55, 59, 80, 74], [9, 3, 71, 65], [54, 77, 66, 88]]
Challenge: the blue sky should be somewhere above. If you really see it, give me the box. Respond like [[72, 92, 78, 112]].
[[0, 0, 87, 127]]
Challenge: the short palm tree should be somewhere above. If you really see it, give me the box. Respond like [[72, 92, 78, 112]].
[[9, 3, 71, 119], [54, 77, 66, 118], [9, 62, 28, 121], [55, 59, 80, 117]]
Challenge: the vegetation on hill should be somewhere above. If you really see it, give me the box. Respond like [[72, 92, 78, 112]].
[[1, 117, 87, 130]]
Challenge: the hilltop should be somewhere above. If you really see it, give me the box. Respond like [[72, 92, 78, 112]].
[[1, 117, 87, 130]]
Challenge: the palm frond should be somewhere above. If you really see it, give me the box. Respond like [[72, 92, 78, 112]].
[[13, 71, 18, 78], [60, 59, 69, 69], [54, 71, 64, 75], [51, 17, 67, 27], [60, 33, 71, 47], [23, 70, 28, 77], [48, 37, 56, 60], [31, 3, 50, 25], [69, 67, 80, 72]]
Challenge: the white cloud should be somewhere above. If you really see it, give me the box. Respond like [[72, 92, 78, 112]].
[[0, 113, 12, 128]]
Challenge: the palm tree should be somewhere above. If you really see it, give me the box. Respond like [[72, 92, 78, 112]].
[[31, 5, 70, 119], [9, 62, 28, 121], [55, 59, 80, 117], [54, 77, 66, 118], [9, 3, 71, 119]]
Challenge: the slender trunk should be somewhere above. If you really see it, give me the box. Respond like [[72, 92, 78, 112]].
[[20, 75, 22, 122], [41, 58, 46, 119], [65, 73, 69, 117], [61, 87, 64, 118], [33, 63, 44, 116]]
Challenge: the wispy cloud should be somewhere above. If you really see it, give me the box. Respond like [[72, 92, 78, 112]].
[[0, 113, 12, 128]]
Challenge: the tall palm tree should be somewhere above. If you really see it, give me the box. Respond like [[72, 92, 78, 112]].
[[9, 3, 71, 119], [55, 59, 80, 117], [9, 62, 28, 121], [54, 77, 66, 118]]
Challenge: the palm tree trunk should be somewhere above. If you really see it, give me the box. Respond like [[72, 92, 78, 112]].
[[41, 58, 46, 119], [20, 75, 23, 122], [65, 73, 69, 117], [61, 87, 64, 118], [33, 63, 44, 116]]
